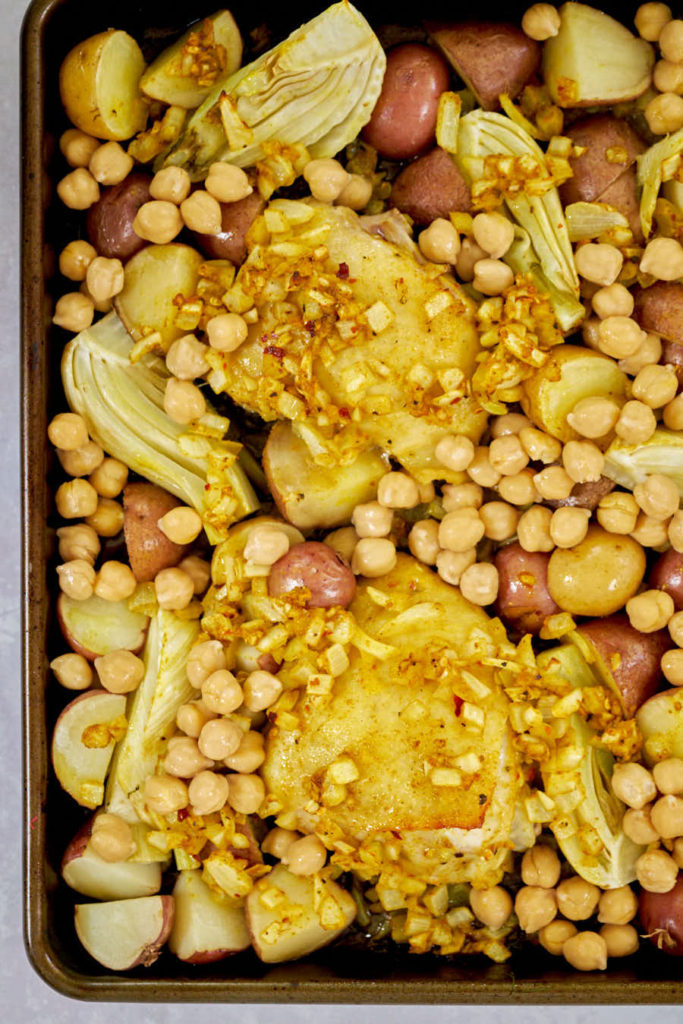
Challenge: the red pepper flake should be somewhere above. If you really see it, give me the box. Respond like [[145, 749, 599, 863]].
[[338, 407, 351, 420], [391, 829, 402, 839], [453, 695, 464, 716], [177, 807, 189, 821], [292, 271, 301, 285], [337, 261, 350, 279], [264, 345, 285, 360], [304, 320, 316, 336], [450, 396, 462, 404], [204, 483, 211, 491]]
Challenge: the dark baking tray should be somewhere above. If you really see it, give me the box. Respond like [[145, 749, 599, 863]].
[[21, 0, 683, 1001]]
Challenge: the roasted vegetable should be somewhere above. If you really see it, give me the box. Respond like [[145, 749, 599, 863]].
[[637, 126, 683, 240], [603, 428, 683, 499]]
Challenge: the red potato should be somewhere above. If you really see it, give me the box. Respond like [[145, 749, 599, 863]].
[[62, 818, 162, 900], [650, 549, 683, 610], [427, 22, 540, 111], [268, 541, 356, 609], [123, 482, 190, 582], [544, 476, 614, 511], [661, 339, 683, 389], [362, 44, 450, 160], [168, 869, 250, 963], [57, 592, 149, 661], [597, 168, 644, 244], [193, 191, 265, 265], [494, 543, 560, 635], [576, 614, 669, 716], [559, 116, 646, 206], [633, 282, 683, 347], [390, 147, 472, 225], [640, 875, 683, 956], [74, 895, 174, 970], [86, 172, 151, 260], [51, 690, 127, 808]]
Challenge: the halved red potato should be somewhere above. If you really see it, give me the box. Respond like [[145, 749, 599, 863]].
[[633, 283, 683, 347], [57, 592, 149, 661], [390, 147, 472, 226], [51, 691, 127, 808], [268, 542, 357, 609], [169, 869, 250, 963], [114, 243, 203, 349], [560, 116, 646, 206], [62, 818, 162, 900], [74, 895, 174, 970], [59, 30, 148, 141], [193, 192, 266, 265], [87, 173, 151, 261], [123, 481, 189, 582]]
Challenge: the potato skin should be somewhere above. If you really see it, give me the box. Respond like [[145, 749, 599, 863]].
[[268, 542, 356, 609], [661, 340, 683, 389], [362, 44, 450, 160], [544, 476, 614, 511], [640, 877, 683, 956], [390, 147, 472, 225], [193, 192, 265, 265], [87, 173, 151, 260], [123, 482, 190, 582], [494, 543, 560, 635], [559, 116, 646, 206], [597, 168, 644, 244], [577, 614, 669, 715], [650, 549, 683, 610], [633, 282, 683, 347], [547, 526, 646, 617]]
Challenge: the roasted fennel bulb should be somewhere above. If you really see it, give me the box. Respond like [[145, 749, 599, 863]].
[[603, 427, 683, 499], [163, 1, 386, 178], [61, 311, 259, 541]]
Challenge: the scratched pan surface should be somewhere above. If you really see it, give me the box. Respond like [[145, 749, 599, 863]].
[[21, 0, 682, 1002]]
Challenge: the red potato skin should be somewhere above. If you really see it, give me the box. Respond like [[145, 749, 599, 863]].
[[61, 817, 94, 870], [123, 482, 190, 583], [268, 541, 356, 609], [598, 169, 644, 244], [576, 614, 670, 716], [427, 22, 540, 111], [640, 875, 683, 956], [362, 44, 450, 160], [390, 147, 472, 225], [633, 282, 683, 348], [494, 543, 560, 635], [86, 172, 151, 260], [559, 116, 646, 206], [650, 549, 683, 610], [193, 191, 265, 265], [661, 339, 683, 390], [544, 476, 614, 511]]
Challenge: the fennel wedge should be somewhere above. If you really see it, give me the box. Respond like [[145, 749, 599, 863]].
[[61, 312, 259, 542]]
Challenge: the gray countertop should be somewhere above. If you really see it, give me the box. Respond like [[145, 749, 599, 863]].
[[2, 0, 681, 1017]]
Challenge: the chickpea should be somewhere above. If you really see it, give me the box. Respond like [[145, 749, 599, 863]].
[[85, 498, 124, 538], [654, 59, 683, 94], [58, 440, 104, 478], [597, 316, 646, 360], [521, 845, 561, 888], [634, 2, 672, 40], [562, 440, 604, 484], [490, 413, 532, 438], [550, 507, 591, 549], [206, 312, 249, 352], [157, 507, 203, 546], [518, 426, 562, 464], [434, 434, 475, 472], [133, 200, 183, 244], [303, 158, 349, 203], [84, 257, 124, 304], [438, 508, 485, 553], [619, 332, 662, 376], [57, 523, 100, 565], [262, 827, 301, 861], [57, 168, 99, 210], [88, 458, 128, 499], [631, 512, 670, 549], [488, 434, 529, 476], [418, 218, 461, 264], [600, 923, 639, 958], [180, 190, 222, 234], [472, 212, 515, 259], [94, 561, 136, 602], [441, 482, 483, 511], [48, 412, 89, 452], [336, 173, 373, 211], [662, 648, 683, 686], [538, 919, 578, 956], [283, 833, 327, 875], [582, 316, 602, 351], [566, 396, 621, 439], [498, 469, 538, 506], [469, 886, 513, 930], [562, 931, 607, 971], [351, 501, 393, 538], [675, 837, 683, 868], [154, 566, 195, 610], [591, 283, 634, 320], [144, 774, 189, 815], [663, 393, 683, 431], [56, 559, 95, 600], [556, 877, 601, 921], [623, 804, 660, 844], [669, 611, 683, 648], [514, 886, 557, 933], [598, 886, 638, 926], [55, 478, 99, 519], [660, 16, 683, 57], [59, 239, 97, 282], [627, 589, 675, 633], [52, 292, 94, 332], [149, 166, 191, 205], [227, 773, 266, 815], [205, 162, 252, 204], [187, 640, 227, 688], [522, 2, 561, 39], [243, 669, 282, 712], [615, 401, 657, 445], [163, 378, 206, 424], [640, 236, 683, 279], [459, 562, 499, 605], [597, 491, 640, 535], [164, 736, 214, 777], [351, 537, 397, 577], [533, 465, 575, 501], [455, 237, 488, 282], [223, 729, 265, 773], [517, 506, 554, 553], [635, 848, 679, 892], [574, 243, 623, 286], [612, 762, 657, 809], [179, 555, 211, 595], [633, 474, 680, 521], [670, 511, 683, 552], [472, 258, 514, 296], [95, 649, 145, 694], [50, 651, 93, 691], [90, 813, 136, 863], [59, 128, 99, 167], [651, 794, 683, 838], [480, 501, 519, 541], [88, 141, 133, 185], [408, 519, 440, 565], [166, 334, 209, 381], [198, 717, 243, 761], [176, 700, 215, 738], [436, 548, 476, 586], [244, 524, 290, 566], [467, 447, 502, 487], [654, 758, 683, 795], [377, 471, 420, 509], [188, 769, 230, 815]]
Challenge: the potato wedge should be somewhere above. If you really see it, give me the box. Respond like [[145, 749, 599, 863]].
[[59, 30, 148, 141], [114, 243, 203, 349]]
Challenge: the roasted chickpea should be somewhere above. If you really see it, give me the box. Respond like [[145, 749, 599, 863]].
[[351, 501, 393, 539], [200, 668, 243, 715], [48, 412, 89, 451], [336, 174, 373, 211], [653, 758, 683, 795], [144, 774, 189, 815], [154, 566, 195, 610], [377, 472, 420, 509], [303, 159, 349, 203], [479, 502, 519, 542], [600, 923, 639, 958], [176, 699, 215, 738], [88, 141, 133, 185], [244, 524, 291, 566], [467, 447, 501, 487], [459, 562, 499, 605], [490, 413, 532, 438], [56, 523, 100, 564], [57, 168, 99, 210], [164, 736, 214, 778], [50, 652, 93, 690], [351, 537, 397, 577], [94, 561, 136, 602], [243, 670, 282, 712], [517, 506, 554, 553], [660, 17, 683, 59], [521, 845, 561, 888], [522, 2, 561, 39], [645, 92, 683, 134], [622, 804, 660, 844], [206, 312, 249, 352], [435, 548, 476, 586], [441, 482, 484, 511], [56, 559, 95, 600], [498, 469, 538, 506], [157, 506, 203, 546], [591, 283, 634, 320], [533, 466, 574, 501], [85, 497, 124, 538], [472, 212, 515, 259], [149, 166, 191, 204], [539, 919, 578, 956], [205, 162, 252, 204], [283, 833, 327, 875], [438, 508, 485, 553], [58, 239, 97, 282], [90, 813, 136, 863], [640, 236, 683, 280], [57, 440, 104, 478], [663, 394, 683, 431], [95, 649, 145, 694], [469, 886, 513, 929], [627, 589, 675, 632], [488, 434, 529, 476], [59, 128, 99, 167], [52, 292, 94, 332], [55, 478, 99, 519], [163, 378, 206, 424], [633, 474, 680, 521], [653, 59, 683, 94], [133, 200, 183, 244], [635, 848, 679, 892], [635, 2, 672, 41], [180, 190, 222, 234], [188, 770, 230, 815], [618, 332, 662, 376], [262, 827, 301, 861], [631, 512, 670, 549], [408, 519, 440, 565], [562, 440, 604, 484], [472, 258, 514, 296], [662, 648, 683, 686], [574, 243, 623, 286], [598, 886, 638, 926], [455, 237, 488, 282], [514, 886, 557, 933], [518, 426, 562, 464], [227, 773, 265, 815], [434, 434, 475, 472], [198, 718, 243, 760], [597, 491, 640, 535], [88, 458, 128, 499], [597, 317, 646, 360], [615, 400, 657, 445], [178, 555, 211, 595], [187, 640, 227, 688], [563, 931, 607, 971], [556, 877, 601, 921], [670, 511, 683, 552], [418, 218, 460, 264], [566, 396, 621, 439], [611, 762, 657, 808], [651, 794, 683, 838], [223, 730, 266, 773], [324, 526, 359, 562], [165, 334, 209, 380]]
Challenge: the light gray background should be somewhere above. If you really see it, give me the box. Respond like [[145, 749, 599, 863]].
[[1, 0, 680, 1017]]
